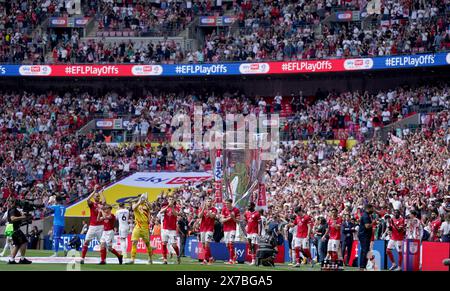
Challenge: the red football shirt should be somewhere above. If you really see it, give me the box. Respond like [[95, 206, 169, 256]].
[[221, 207, 240, 232], [199, 207, 217, 232], [163, 206, 180, 231], [295, 214, 311, 238], [327, 217, 342, 240], [391, 217, 405, 241], [88, 201, 103, 226], [245, 210, 261, 234], [103, 213, 116, 231]]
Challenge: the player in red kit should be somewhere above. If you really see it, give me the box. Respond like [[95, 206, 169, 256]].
[[80, 185, 106, 264], [386, 209, 405, 271], [198, 197, 217, 265], [97, 205, 123, 265], [429, 210, 442, 242], [290, 207, 314, 267], [221, 199, 240, 264], [159, 196, 181, 264], [244, 202, 261, 266], [324, 208, 342, 263]]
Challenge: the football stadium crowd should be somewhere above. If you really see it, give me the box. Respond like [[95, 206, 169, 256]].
[[200, 0, 450, 62], [0, 83, 448, 230], [1, 0, 449, 64]]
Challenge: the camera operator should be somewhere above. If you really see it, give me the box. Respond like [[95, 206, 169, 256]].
[[6, 199, 32, 264]]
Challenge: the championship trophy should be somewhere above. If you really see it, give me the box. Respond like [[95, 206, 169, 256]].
[[210, 131, 267, 240]]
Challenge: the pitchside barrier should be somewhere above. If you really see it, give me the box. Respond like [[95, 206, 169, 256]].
[[44, 235, 449, 270]]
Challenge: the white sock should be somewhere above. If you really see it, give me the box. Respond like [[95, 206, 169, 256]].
[[120, 238, 127, 255]]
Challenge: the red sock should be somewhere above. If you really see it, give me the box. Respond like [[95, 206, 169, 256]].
[[302, 248, 311, 259], [331, 252, 338, 261], [162, 244, 168, 259], [295, 247, 301, 263], [173, 245, 179, 257], [100, 248, 106, 262], [81, 244, 88, 259], [387, 250, 395, 264], [228, 243, 235, 261], [110, 248, 120, 258], [398, 253, 403, 267], [204, 245, 211, 260]]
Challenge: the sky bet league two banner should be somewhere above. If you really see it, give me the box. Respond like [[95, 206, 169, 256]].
[[1, 52, 449, 78]]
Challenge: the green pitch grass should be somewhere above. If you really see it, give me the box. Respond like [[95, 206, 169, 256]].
[[0, 250, 358, 271]]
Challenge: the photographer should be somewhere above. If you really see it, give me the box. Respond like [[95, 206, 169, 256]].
[[6, 199, 32, 264]]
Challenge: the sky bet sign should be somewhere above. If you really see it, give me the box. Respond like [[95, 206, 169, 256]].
[[118, 172, 213, 189], [134, 176, 211, 185]]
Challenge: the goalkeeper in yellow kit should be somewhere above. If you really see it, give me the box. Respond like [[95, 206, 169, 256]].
[[127, 194, 153, 264]]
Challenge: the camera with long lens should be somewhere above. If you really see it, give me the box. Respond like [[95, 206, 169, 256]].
[[16, 199, 43, 227]]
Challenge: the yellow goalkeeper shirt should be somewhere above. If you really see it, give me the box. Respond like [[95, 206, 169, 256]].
[[134, 203, 150, 229]]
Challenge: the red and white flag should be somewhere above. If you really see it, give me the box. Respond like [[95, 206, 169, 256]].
[[391, 134, 405, 145], [336, 176, 352, 187]]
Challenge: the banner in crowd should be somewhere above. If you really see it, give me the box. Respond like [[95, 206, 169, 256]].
[[65, 172, 212, 217], [48, 17, 90, 27], [95, 118, 123, 130], [1, 52, 449, 78], [199, 16, 236, 26], [256, 183, 267, 210], [335, 11, 360, 22], [214, 149, 223, 206]]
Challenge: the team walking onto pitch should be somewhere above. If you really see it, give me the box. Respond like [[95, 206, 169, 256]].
[[39, 184, 425, 270], [39, 185, 269, 266]]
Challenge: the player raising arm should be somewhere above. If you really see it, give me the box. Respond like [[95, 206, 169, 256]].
[[221, 198, 240, 264], [97, 205, 123, 265], [159, 196, 181, 264], [80, 185, 106, 264], [128, 194, 153, 264]]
